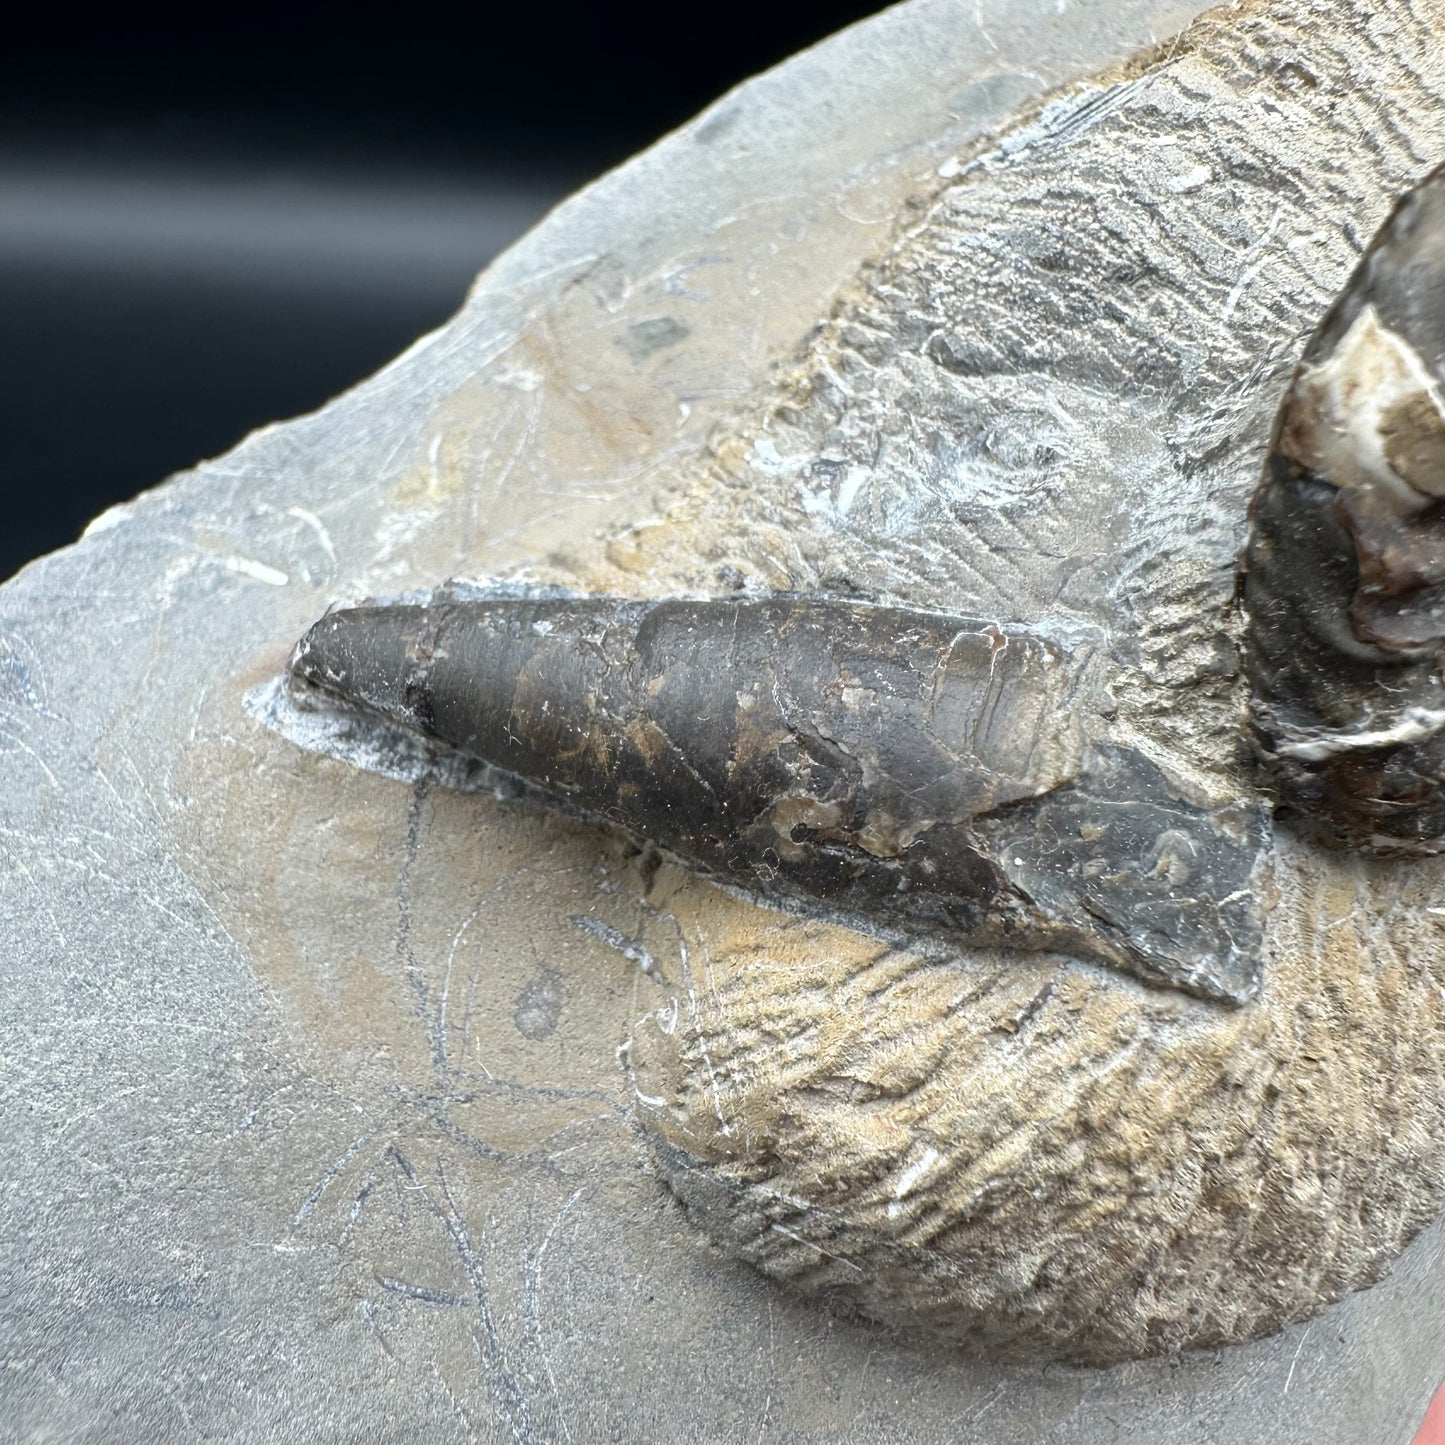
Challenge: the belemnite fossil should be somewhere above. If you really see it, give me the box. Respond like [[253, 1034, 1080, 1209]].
[[268, 9, 1445, 1368], [290, 595, 1265, 1004]]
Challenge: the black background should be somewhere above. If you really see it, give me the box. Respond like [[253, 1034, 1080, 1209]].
[[1, 1, 886, 582]]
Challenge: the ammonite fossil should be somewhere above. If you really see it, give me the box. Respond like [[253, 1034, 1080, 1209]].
[[273, 5, 1445, 1369], [1245, 161, 1445, 853]]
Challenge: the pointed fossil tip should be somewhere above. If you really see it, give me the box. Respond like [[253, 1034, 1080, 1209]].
[[287, 603, 431, 734]]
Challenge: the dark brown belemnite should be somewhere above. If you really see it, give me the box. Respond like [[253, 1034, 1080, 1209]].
[[1244, 162, 1445, 853], [291, 594, 1268, 1003]]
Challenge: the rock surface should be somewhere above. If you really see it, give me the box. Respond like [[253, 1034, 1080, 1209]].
[[590, 0, 1445, 1368], [4, 0, 1445, 1440]]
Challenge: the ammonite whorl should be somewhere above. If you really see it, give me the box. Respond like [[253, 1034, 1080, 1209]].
[[1245, 162, 1445, 853]]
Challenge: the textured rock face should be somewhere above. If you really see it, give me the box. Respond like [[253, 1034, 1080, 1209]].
[[7, 0, 1445, 1441], [277, 0, 1445, 1366], [592, 0, 1445, 1364]]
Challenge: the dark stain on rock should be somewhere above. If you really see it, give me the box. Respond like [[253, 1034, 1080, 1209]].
[[619, 317, 690, 361]]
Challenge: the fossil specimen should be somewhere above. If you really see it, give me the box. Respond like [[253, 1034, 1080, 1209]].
[[292, 594, 1266, 1002], [274, 0, 1445, 1370], [1245, 161, 1445, 854]]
